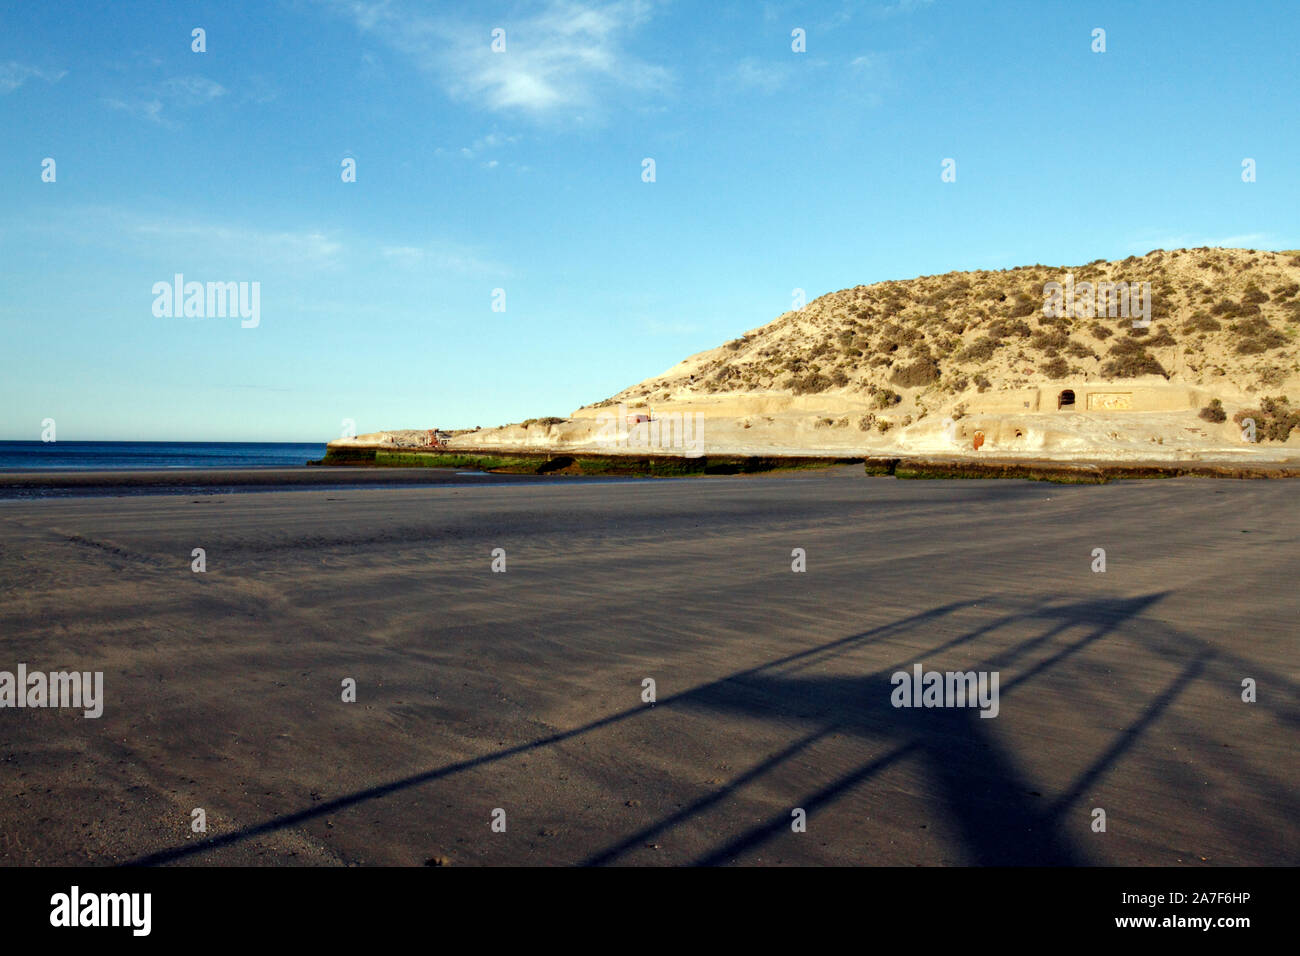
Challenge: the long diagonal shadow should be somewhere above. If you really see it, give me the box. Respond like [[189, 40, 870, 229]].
[[692, 743, 922, 866], [577, 595, 1138, 865], [588, 593, 1162, 865], [680, 609, 1133, 866], [655, 592, 1174, 866], [581, 724, 842, 867], [124, 590, 1268, 868], [1045, 656, 1208, 822], [123, 601, 972, 866]]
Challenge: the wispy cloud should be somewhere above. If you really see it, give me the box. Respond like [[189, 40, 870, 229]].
[[132, 219, 342, 264], [159, 75, 227, 106], [732, 58, 794, 94], [104, 96, 167, 124], [0, 61, 66, 94], [472, 131, 519, 152], [437, 130, 522, 159], [433, 130, 526, 171], [326, 0, 672, 120], [16, 206, 344, 268], [18, 205, 510, 278], [380, 241, 509, 277], [874, 0, 935, 16], [105, 74, 226, 126]]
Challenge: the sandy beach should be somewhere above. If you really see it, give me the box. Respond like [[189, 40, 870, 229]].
[[1, 467, 1295, 866]]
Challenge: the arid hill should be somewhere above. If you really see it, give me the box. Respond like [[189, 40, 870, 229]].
[[601, 247, 1300, 411], [335, 248, 1300, 461]]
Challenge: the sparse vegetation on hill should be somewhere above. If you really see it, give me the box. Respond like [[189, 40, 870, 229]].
[[604, 248, 1300, 407]]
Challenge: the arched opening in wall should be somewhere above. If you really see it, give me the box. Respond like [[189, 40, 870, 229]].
[[1058, 389, 1076, 410]]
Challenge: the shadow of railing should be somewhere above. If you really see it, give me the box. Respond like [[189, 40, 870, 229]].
[[123, 591, 1298, 867]]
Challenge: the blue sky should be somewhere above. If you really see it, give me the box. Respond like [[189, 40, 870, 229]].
[[2, 0, 1296, 441]]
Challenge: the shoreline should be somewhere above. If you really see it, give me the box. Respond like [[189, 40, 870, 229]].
[[0, 466, 652, 499], [4, 450, 1299, 499], [314, 447, 1300, 482]]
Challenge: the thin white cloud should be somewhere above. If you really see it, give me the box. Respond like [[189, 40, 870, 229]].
[[874, 0, 935, 15], [733, 58, 793, 94], [16, 206, 344, 266], [436, 130, 522, 161], [327, 0, 672, 120], [380, 241, 508, 277], [843, 51, 892, 107], [105, 74, 226, 126], [134, 221, 343, 263], [16, 206, 509, 279], [0, 61, 67, 94], [104, 96, 167, 125], [160, 75, 227, 105], [472, 131, 519, 151]]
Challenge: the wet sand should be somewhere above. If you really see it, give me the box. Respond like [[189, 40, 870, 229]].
[[0, 467, 619, 499], [0, 467, 1296, 865]]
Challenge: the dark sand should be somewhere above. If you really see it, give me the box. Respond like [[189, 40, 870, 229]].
[[0, 467, 605, 499], [0, 466, 1295, 865]]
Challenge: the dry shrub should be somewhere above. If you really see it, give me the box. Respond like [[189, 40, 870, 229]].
[[1041, 356, 1070, 379], [1183, 313, 1221, 333], [1234, 396, 1300, 441], [890, 356, 940, 387], [1102, 337, 1167, 378], [958, 336, 1003, 362], [1198, 399, 1226, 423]]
